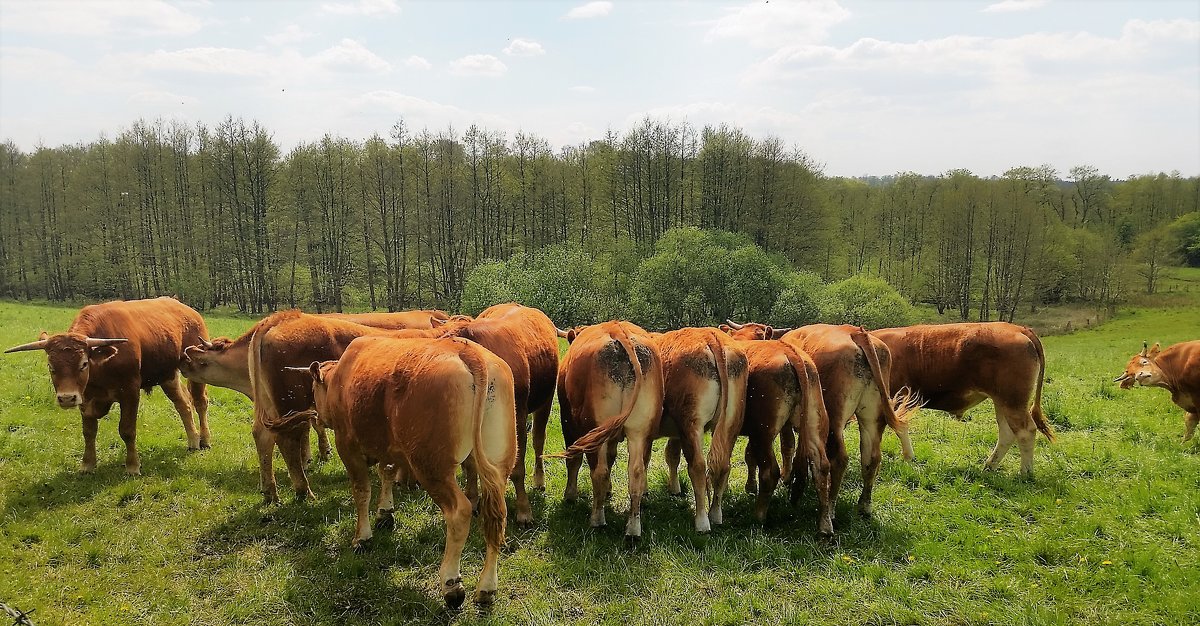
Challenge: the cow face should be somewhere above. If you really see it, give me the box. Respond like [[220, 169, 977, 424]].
[[3, 332, 125, 409], [1115, 342, 1165, 389], [180, 338, 245, 390], [721, 322, 774, 341], [304, 360, 339, 412]]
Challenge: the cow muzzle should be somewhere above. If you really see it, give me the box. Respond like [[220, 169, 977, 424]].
[[56, 392, 82, 408]]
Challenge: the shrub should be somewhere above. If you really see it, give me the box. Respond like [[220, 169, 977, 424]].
[[819, 274, 913, 328]]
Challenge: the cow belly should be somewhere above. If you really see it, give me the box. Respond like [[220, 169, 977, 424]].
[[922, 389, 988, 415]]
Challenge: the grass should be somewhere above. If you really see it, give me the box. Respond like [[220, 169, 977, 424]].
[[1, 299, 1198, 625]]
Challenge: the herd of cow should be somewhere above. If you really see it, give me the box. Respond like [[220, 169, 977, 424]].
[[5, 297, 1198, 608]]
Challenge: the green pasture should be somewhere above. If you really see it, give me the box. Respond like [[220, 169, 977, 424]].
[[1, 300, 1198, 625]]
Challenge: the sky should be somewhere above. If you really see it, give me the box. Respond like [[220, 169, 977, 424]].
[[0, 0, 1198, 179]]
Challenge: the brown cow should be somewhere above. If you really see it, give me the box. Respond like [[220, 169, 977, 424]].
[[246, 311, 431, 502], [778, 323, 916, 519], [720, 322, 833, 533], [552, 321, 665, 541], [873, 322, 1054, 475], [655, 328, 748, 532], [1116, 340, 1200, 442], [287, 335, 516, 607], [434, 303, 559, 524], [5, 297, 210, 475], [180, 309, 450, 462]]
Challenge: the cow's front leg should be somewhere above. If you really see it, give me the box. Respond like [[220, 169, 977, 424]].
[[117, 394, 141, 475], [79, 400, 113, 473]]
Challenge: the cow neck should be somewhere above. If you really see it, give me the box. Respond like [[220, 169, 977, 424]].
[[1151, 350, 1180, 393]]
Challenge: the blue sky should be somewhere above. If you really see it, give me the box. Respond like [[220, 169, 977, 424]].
[[1, 0, 1197, 178]]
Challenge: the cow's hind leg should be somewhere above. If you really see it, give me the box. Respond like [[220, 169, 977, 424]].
[[188, 379, 211, 449], [531, 400, 552, 491], [314, 424, 331, 463], [665, 438, 683, 496], [276, 427, 315, 500], [856, 410, 885, 517], [748, 428, 780, 522], [587, 444, 610, 527], [625, 434, 651, 542], [338, 442, 374, 550], [984, 411, 1017, 471], [679, 429, 710, 532], [779, 426, 797, 485], [252, 421, 280, 504], [511, 408, 533, 525], [421, 471, 472, 609], [161, 375, 201, 451], [1183, 411, 1197, 443], [374, 463, 396, 531], [1000, 404, 1038, 476]]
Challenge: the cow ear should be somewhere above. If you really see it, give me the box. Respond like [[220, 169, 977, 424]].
[[90, 345, 119, 364], [308, 361, 324, 384], [1140, 341, 1149, 357], [38, 331, 48, 341], [719, 324, 732, 334], [763, 325, 774, 340], [1149, 342, 1161, 357], [431, 317, 446, 328], [566, 328, 578, 344]]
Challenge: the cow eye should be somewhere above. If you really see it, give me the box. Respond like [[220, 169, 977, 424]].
[[1140, 359, 1148, 365], [81, 361, 89, 370]]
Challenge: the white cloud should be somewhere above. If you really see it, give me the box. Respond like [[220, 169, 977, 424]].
[[266, 24, 314, 46], [0, 0, 205, 36], [450, 54, 507, 77], [404, 55, 432, 70], [504, 38, 545, 57], [0, 47, 76, 78], [564, 1, 612, 20], [134, 47, 283, 76], [570, 85, 597, 93], [128, 90, 198, 106], [311, 39, 391, 73], [320, 0, 400, 16], [982, 0, 1048, 13], [345, 90, 513, 130], [704, 0, 850, 48]]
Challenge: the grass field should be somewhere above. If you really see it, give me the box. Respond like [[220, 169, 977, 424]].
[[1, 300, 1198, 625]]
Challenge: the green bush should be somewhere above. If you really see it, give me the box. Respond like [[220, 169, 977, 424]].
[[768, 271, 825, 327], [819, 274, 914, 329]]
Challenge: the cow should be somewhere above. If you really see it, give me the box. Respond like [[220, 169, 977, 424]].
[[431, 303, 559, 525], [4, 297, 210, 475], [245, 311, 433, 502], [777, 323, 917, 519], [872, 322, 1055, 475], [719, 322, 833, 533], [653, 328, 748, 532], [1115, 340, 1200, 442], [179, 309, 450, 462], [284, 335, 516, 607], [550, 321, 665, 542]]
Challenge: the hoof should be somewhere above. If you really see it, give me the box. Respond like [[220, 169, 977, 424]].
[[857, 507, 873, 519], [187, 445, 200, 452], [443, 578, 465, 609], [79, 465, 96, 475], [295, 489, 315, 502], [515, 512, 534, 526], [668, 487, 684, 498], [351, 538, 371, 553], [532, 475, 546, 492], [125, 467, 141, 477], [374, 509, 395, 532], [199, 440, 211, 450], [623, 534, 640, 549], [262, 493, 280, 506], [473, 589, 497, 606]]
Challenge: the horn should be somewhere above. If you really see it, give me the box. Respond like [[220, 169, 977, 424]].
[[283, 366, 312, 373], [724, 319, 744, 330], [199, 337, 214, 349], [85, 338, 128, 347], [4, 339, 49, 353], [1113, 374, 1130, 383], [771, 327, 793, 339], [556, 327, 570, 338]]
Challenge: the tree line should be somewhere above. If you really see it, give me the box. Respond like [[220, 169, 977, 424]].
[[0, 116, 1196, 325]]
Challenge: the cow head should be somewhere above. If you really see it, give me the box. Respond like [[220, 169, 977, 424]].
[[5, 332, 127, 408], [1114, 342, 1166, 389], [432, 314, 474, 328], [560, 325, 587, 344], [181, 337, 250, 393], [720, 319, 791, 341], [287, 360, 339, 413]]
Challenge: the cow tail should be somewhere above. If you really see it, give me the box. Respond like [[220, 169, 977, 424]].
[[249, 324, 291, 433], [1020, 326, 1055, 443], [850, 328, 916, 459], [462, 343, 508, 551], [551, 325, 644, 459], [778, 341, 818, 472], [703, 331, 734, 491]]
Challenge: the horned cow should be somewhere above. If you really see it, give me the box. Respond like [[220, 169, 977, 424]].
[[5, 297, 210, 475], [1116, 340, 1200, 442]]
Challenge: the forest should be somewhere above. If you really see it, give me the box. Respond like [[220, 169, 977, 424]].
[[1, 116, 1197, 327]]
